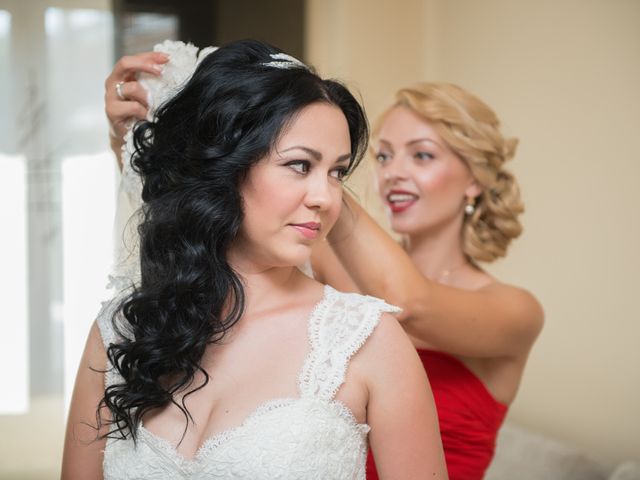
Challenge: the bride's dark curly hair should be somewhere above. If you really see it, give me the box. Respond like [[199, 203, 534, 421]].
[[99, 39, 368, 441]]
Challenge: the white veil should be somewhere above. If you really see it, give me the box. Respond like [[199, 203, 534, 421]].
[[109, 41, 217, 292]]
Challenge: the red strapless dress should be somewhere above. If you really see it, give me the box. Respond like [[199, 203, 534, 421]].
[[366, 348, 508, 480]]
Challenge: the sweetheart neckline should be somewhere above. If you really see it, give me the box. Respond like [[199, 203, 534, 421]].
[[137, 396, 369, 467], [135, 285, 343, 465]]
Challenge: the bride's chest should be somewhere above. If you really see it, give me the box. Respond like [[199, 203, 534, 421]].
[[104, 398, 369, 480]]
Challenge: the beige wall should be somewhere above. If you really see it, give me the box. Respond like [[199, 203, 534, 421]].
[[306, 0, 640, 466]]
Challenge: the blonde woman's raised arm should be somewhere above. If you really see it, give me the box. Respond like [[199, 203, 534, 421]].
[[316, 193, 543, 359]]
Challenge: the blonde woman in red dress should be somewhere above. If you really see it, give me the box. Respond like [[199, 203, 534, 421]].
[[312, 83, 544, 479]]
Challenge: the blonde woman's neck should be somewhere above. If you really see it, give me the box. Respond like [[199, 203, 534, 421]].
[[405, 221, 469, 283]]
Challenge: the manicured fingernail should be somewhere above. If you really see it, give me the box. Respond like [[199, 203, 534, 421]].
[[152, 63, 165, 73]]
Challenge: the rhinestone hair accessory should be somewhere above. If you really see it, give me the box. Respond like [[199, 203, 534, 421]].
[[262, 52, 309, 70]]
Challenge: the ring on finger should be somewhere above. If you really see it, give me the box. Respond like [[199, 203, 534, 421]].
[[115, 81, 126, 101]]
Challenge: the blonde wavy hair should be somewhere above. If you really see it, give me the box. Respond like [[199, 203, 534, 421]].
[[377, 82, 523, 262]]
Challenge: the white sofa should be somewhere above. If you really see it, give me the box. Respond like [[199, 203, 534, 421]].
[[485, 423, 640, 480]]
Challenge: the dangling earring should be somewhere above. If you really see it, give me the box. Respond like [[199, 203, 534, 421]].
[[464, 197, 476, 215]]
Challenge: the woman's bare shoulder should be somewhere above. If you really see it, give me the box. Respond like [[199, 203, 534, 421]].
[[480, 281, 545, 334], [356, 312, 419, 375]]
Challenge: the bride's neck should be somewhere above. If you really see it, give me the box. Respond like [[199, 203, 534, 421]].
[[226, 251, 301, 313]]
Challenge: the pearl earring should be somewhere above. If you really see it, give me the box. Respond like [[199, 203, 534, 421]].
[[464, 197, 476, 215]]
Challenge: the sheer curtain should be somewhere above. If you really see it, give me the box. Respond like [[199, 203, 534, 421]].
[[0, 1, 115, 478], [0, 7, 28, 417], [0, 2, 183, 476]]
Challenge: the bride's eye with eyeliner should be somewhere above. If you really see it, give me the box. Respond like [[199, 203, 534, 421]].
[[286, 160, 310, 174], [330, 167, 349, 181]]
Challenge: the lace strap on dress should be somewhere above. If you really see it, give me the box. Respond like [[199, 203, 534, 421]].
[[299, 286, 401, 401]]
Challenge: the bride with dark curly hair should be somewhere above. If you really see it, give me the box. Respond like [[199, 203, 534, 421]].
[[61, 40, 447, 479]]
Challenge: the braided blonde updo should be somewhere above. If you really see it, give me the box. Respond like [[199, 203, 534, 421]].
[[386, 82, 523, 262]]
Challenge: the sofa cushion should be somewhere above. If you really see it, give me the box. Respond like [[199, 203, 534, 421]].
[[608, 462, 640, 480], [485, 423, 609, 480]]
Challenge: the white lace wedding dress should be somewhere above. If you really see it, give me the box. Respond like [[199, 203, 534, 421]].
[[97, 285, 400, 479]]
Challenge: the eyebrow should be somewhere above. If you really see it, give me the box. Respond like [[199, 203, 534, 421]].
[[279, 146, 351, 163], [378, 138, 443, 149]]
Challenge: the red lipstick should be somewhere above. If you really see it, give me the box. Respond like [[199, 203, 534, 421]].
[[386, 190, 418, 213]]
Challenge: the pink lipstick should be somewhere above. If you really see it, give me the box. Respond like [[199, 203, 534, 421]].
[[290, 222, 321, 240]]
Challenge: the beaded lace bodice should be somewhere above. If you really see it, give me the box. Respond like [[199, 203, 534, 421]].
[[97, 285, 400, 479]]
